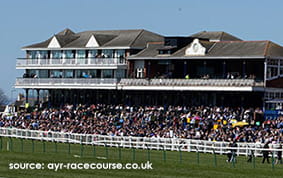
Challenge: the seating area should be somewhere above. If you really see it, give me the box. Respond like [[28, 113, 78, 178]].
[[119, 78, 264, 87]]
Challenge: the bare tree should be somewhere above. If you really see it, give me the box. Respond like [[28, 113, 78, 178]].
[[0, 89, 8, 105]]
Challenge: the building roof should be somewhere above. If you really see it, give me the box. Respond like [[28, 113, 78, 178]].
[[190, 31, 242, 41], [129, 40, 283, 59], [22, 29, 163, 49]]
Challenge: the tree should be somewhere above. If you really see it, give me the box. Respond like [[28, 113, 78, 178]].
[[0, 89, 8, 105]]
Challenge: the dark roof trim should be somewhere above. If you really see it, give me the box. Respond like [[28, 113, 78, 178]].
[[127, 56, 266, 60]]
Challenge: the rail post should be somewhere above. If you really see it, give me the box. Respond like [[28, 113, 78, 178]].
[[213, 149, 217, 167], [118, 144, 122, 160], [179, 146, 182, 163], [32, 139, 34, 153], [132, 144, 136, 161]]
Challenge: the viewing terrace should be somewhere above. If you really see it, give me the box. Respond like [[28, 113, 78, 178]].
[[16, 58, 127, 69], [15, 78, 264, 91]]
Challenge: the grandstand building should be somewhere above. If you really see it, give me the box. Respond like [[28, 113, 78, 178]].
[[15, 29, 283, 108]]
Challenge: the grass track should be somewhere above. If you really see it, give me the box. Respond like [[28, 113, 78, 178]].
[[0, 137, 283, 178]]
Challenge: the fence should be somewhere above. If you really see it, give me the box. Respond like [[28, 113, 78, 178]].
[[0, 127, 282, 158]]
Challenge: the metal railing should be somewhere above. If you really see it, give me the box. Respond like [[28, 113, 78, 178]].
[[0, 127, 281, 157], [15, 78, 117, 86], [16, 58, 126, 67], [120, 78, 264, 87]]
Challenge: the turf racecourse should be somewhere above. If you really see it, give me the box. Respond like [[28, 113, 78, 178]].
[[0, 137, 283, 178]]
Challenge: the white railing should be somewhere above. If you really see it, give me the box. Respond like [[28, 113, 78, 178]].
[[15, 78, 117, 86], [0, 127, 281, 157], [16, 58, 126, 67], [120, 79, 264, 87]]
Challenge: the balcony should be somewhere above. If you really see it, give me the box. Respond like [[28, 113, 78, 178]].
[[15, 78, 265, 91], [16, 58, 127, 69], [15, 78, 118, 89], [118, 78, 265, 91]]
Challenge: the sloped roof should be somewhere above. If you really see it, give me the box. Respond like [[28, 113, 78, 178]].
[[129, 40, 283, 59], [23, 29, 163, 49], [190, 31, 242, 41]]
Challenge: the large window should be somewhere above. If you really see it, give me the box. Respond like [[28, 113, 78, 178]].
[[51, 50, 62, 59], [267, 67, 278, 78], [102, 49, 113, 58], [64, 70, 73, 78], [116, 69, 125, 78], [77, 50, 86, 59], [114, 50, 125, 58], [88, 50, 98, 58], [64, 50, 74, 59], [102, 69, 113, 78], [50, 70, 63, 78], [75, 70, 97, 78]]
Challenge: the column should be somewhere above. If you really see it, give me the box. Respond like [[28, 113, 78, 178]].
[[222, 61, 226, 78], [183, 60, 187, 77], [25, 89, 29, 104], [36, 89, 40, 105], [147, 61, 151, 78], [242, 60, 246, 78]]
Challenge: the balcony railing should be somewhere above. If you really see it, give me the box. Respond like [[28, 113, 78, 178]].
[[15, 78, 117, 88], [15, 78, 265, 90], [119, 78, 264, 87], [16, 58, 127, 67]]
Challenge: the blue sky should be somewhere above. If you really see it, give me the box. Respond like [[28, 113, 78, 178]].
[[1, 0, 283, 100]]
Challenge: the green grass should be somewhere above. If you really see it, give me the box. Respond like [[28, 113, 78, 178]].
[[0, 137, 283, 178]]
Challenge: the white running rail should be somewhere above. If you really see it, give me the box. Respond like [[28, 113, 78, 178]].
[[0, 127, 281, 158]]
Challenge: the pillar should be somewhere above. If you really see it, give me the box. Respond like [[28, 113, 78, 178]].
[[25, 89, 29, 104], [242, 60, 246, 78], [183, 61, 187, 77], [147, 61, 151, 78], [36, 89, 40, 105], [222, 61, 226, 78]]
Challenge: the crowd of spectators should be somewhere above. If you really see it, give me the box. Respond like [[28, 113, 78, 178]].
[[1, 104, 283, 144]]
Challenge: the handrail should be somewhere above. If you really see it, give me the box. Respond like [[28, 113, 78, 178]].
[[0, 127, 281, 157], [16, 58, 126, 66]]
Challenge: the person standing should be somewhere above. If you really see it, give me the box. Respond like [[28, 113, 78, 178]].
[[275, 143, 282, 164], [262, 142, 270, 164]]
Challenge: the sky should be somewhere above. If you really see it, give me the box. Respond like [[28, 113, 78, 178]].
[[1, 0, 283, 101]]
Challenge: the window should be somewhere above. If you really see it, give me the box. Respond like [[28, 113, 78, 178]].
[[88, 50, 98, 58], [51, 50, 62, 59], [116, 70, 125, 78], [50, 70, 63, 78], [102, 70, 112, 78], [64, 50, 74, 59], [102, 49, 113, 58], [114, 50, 125, 58], [64, 70, 73, 78], [77, 50, 86, 59], [39, 51, 48, 59]]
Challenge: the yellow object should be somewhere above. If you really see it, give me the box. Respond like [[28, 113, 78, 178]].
[[25, 103, 29, 108], [232, 121, 249, 128], [223, 120, 227, 125], [213, 124, 218, 130], [187, 118, 190, 123]]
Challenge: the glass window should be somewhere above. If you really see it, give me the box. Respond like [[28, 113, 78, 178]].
[[39, 70, 48, 78], [77, 50, 86, 59], [102, 70, 113, 78], [51, 50, 62, 59], [64, 50, 74, 59], [116, 69, 125, 78], [102, 49, 113, 58], [27, 51, 37, 59], [88, 70, 97, 78], [50, 70, 63, 78], [88, 50, 98, 58], [114, 50, 125, 58], [36, 51, 48, 59], [64, 70, 73, 78]]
